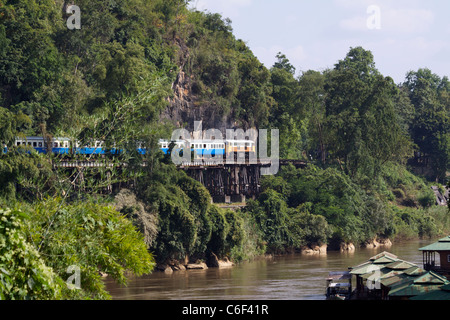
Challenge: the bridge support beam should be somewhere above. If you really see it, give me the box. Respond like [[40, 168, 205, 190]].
[[183, 164, 265, 204]]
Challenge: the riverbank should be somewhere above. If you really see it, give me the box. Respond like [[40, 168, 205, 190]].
[[152, 237, 399, 273]]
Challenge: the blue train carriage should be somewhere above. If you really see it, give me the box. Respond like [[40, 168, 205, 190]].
[[15, 137, 47, 154], [159, 139, 189, 155], [189, 139, 226, 160], [51, 138, 71, 155], [14, 136, 72, 155], [74, 140, 105, 155]]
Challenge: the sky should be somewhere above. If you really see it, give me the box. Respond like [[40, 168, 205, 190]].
[[189, 0, 450, 84]]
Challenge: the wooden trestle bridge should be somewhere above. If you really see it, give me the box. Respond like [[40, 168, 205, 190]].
[[54, 159, 307, 203]]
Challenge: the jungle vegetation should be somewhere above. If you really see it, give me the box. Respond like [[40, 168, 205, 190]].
[[0, 0, 448, 299]]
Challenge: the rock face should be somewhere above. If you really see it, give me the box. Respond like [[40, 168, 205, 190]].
[[161, 40, 251, 135], [163, 69, 239, 134], [185, 262, 208, 270], [363, 238, 392, 249], [208, 252, 234, 268], [301, 244, 327, 255], [340, 243, 356, 252], [155, 264, 174, 274], [156, 253, 237, 272]]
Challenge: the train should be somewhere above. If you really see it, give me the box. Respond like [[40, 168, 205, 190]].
[[7, 136, 256, 158]]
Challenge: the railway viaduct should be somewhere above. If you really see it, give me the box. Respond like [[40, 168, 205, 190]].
[[55, 159, 307, 203]]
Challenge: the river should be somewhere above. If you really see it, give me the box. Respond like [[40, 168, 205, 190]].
[[104, 239, 432, 300]]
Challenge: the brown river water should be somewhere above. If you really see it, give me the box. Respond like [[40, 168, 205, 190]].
[[104, 239, 432, 300]]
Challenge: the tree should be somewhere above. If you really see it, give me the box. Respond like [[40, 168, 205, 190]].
[[269, 54, 303, 159], [403, 69, 449, 182], [324, 47, 413, 180], [273, 52, 296, 75], [297, 70, 327, 163], [248, 189, 291, 253]]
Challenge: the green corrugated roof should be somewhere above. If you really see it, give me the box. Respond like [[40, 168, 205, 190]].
[[380, 274, 411, 287], [350, 252, 399, 275], [438, 236, 450, 242], [369, 251, 398, 261], [350, 262, 392, 275], [419, 236, 450, 251], [373, 256, 398, 264], [387, 271, 449, 297], [361, 267, 389, 280], [361, 267, 405, 281], [383, 269, 448, 289], [440, 283, 450, 291], [380, 270, 407, 280], [413, 271, 449, 285], [389, 284, 443, 297], [410, 289, 450, 300], [403, 266, 427, 276], [359, 260, 419, 283], [385, 260, 417, 270]]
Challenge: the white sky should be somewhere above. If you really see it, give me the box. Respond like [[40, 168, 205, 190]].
[[189, 0, 450, 84]]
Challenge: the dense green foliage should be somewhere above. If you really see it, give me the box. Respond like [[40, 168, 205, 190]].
[[1, 200, 153, 299], [247, 164, 449, 252], [0, 208, 62, 300], [0, 0, 448, 300]]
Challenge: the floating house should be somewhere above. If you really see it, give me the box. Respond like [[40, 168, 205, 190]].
[[348, 250, 450, 300], [349, 251, 400, 299], [419, 236, 450, 276]]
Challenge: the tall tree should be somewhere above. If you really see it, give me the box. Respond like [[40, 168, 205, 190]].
[[324, 47, 413, 179], [269, 53, 303, 159], [404, 69, 450, 182]]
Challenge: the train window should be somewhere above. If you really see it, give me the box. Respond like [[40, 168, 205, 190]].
[[33, 142, 37, 147], [28, 142, 32, 146], [204, 144, 207, 149], [54, 142, 59, 148], [38, 142, 43, 147], [17, 142, 21, 146]]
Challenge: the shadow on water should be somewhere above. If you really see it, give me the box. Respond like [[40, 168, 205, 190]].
[[104, 239, 431, 300]]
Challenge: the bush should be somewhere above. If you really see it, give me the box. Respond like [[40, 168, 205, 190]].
[[418, 189, 436, 208], [0, 208, 63, 300], [22, 199, 155, 299], [288, 204, 331, 247]]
